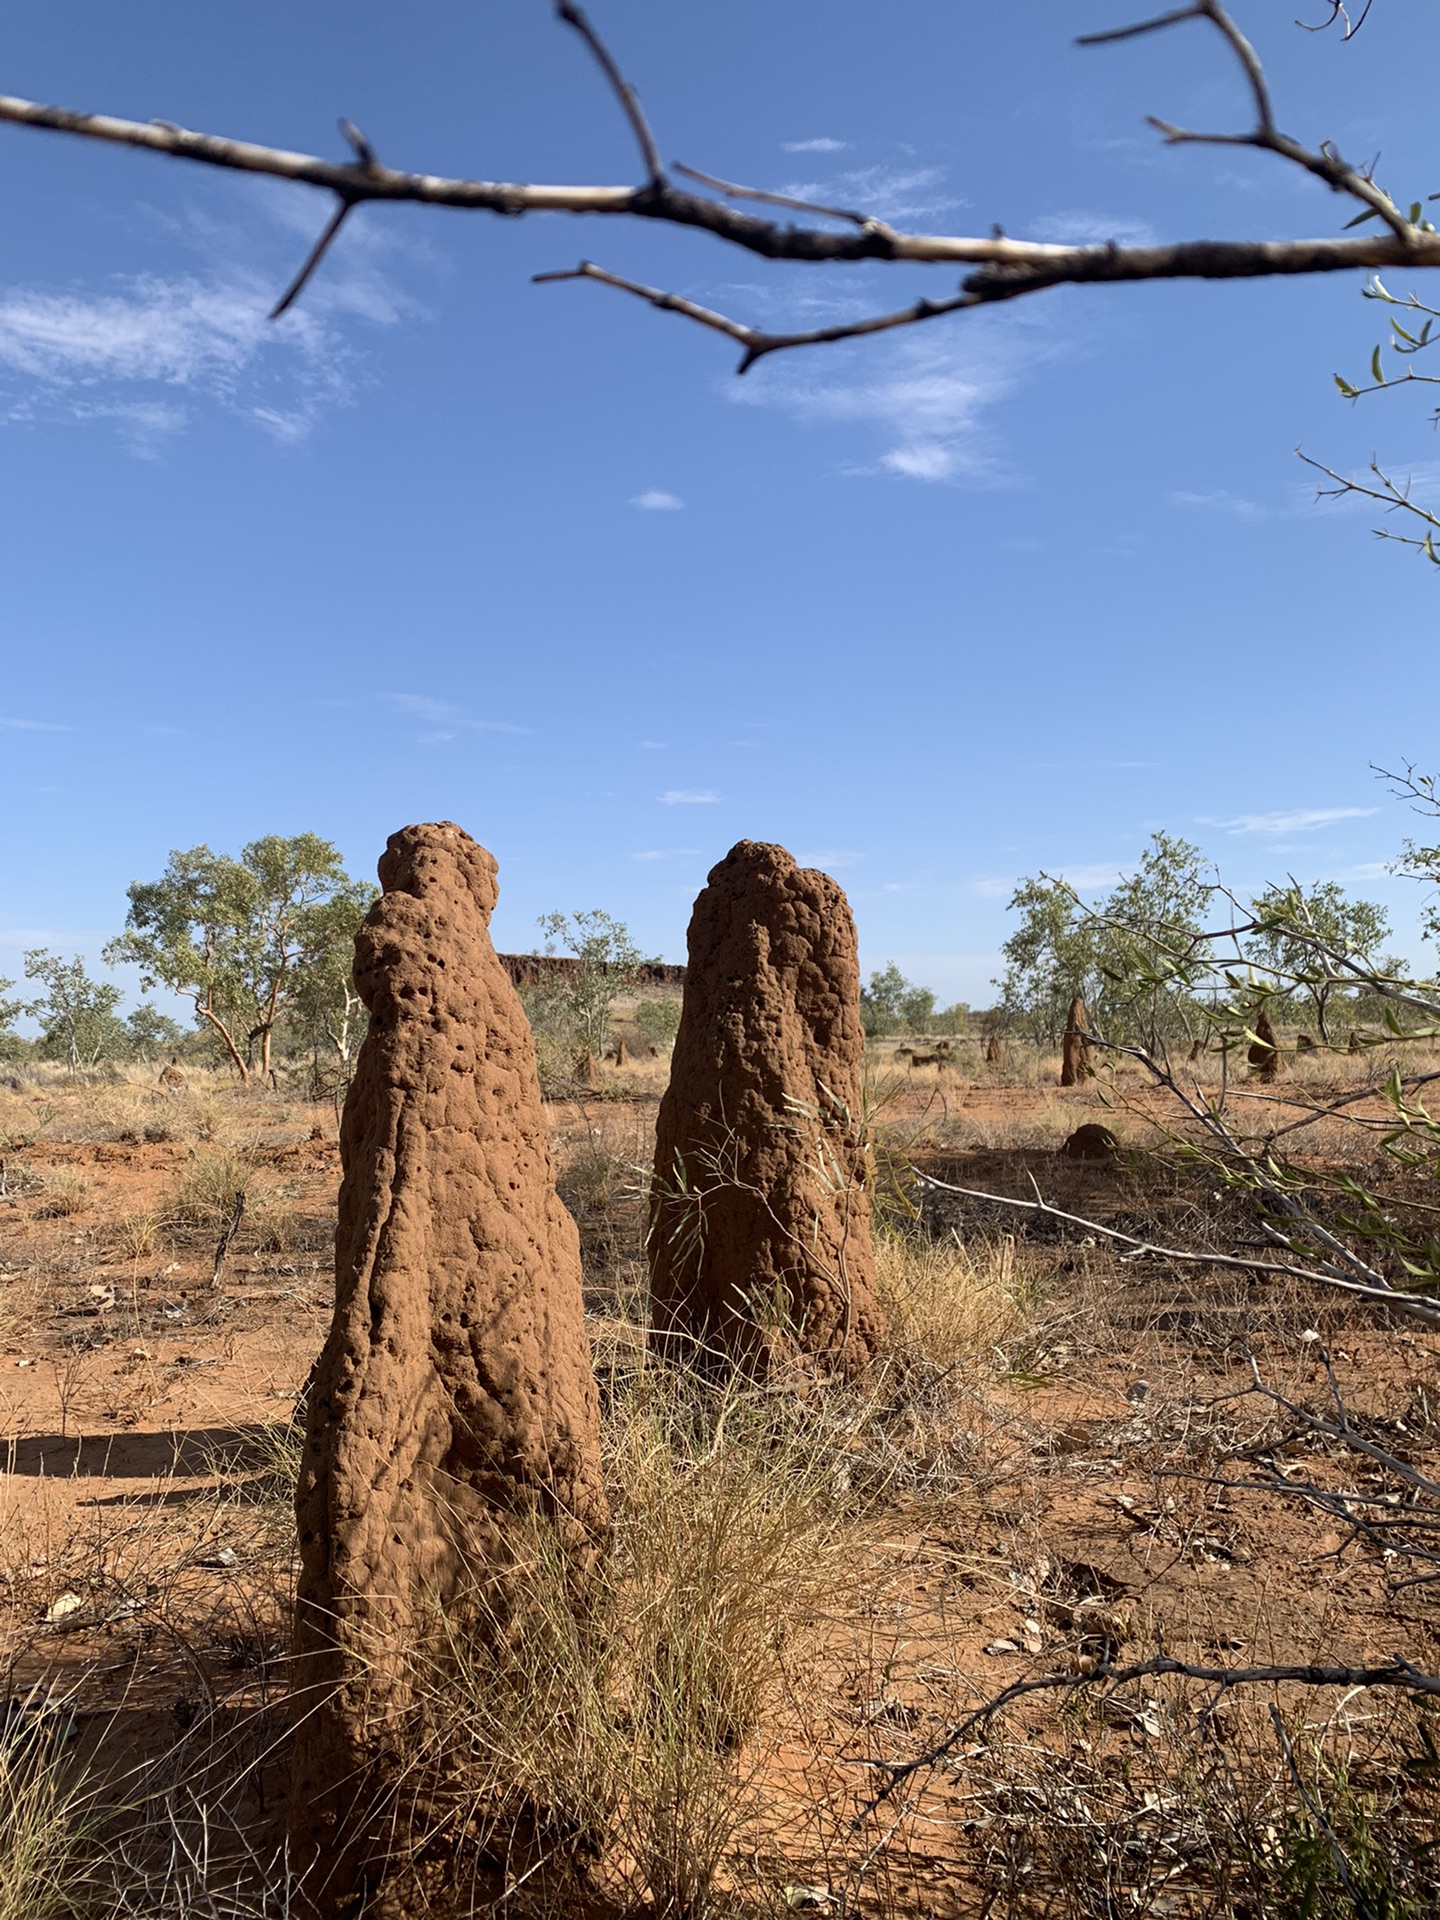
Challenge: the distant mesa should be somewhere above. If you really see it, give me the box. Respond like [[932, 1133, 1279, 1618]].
[[500, 953, 685, 988]]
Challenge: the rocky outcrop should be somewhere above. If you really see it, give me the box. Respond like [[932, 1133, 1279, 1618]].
[[500, 953, 685, 988], [649, 841, 882, 1374], [290, 823, 607, 1915]]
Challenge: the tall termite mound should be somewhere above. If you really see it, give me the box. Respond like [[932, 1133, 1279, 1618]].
[[649, 840, 883, 1373], [1060, 995, 1092, 1087], [290, 822, 607, 1914], [1247, 1007, 1284, 1083]]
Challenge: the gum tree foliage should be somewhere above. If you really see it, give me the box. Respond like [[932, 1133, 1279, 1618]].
[[998, 833, 1210, 1050], [123, 1004, 187, 1062], [0, 976, 32, 1063], [634, 997, 682, 1051], [860, 964, 937, 1038], [106, 835, 374, 1083], [284, 889, 380, 1084], [23, 949, 126, 1071], [1246, 880, 1391, 1040], [532, 910, 655, 1059]]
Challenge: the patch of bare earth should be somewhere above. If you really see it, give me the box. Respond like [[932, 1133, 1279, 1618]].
[[1, 1059, 1436, 1915]]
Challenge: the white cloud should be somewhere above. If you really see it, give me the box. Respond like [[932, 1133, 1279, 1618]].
[[798, 849, 863, 871], [1208, 806, 1379, 836], [0, 200, 417, 449], [0, 717, 70, 731], [660, 790, 720, 805], [781, 138, 848, 154], [633, 848, 701, 862], [1172, 487, 1267, 520], [732, 326, 1030, 484], [968, 876, 1016, 899], [631, 489, 684, 510], [1028, 211, 1159, 247], [778, 164, 959, 225], [384, 693, 528, 736]]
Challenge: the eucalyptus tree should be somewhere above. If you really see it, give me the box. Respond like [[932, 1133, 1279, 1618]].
[[106, 835, 374, 1082]]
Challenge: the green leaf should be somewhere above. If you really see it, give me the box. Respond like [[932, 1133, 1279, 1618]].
[[1372, 344, 1386, 384], [1344, 207, 1382, 229], [1334, 375, 1360, 398]]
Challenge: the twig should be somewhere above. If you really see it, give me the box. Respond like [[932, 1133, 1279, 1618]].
[[555, 0, 664, 184], [210, 1189, 246, 1288], [914, 1170, 1440, 1323], [531, 260, 979, 371], [858, 1652, 1440, 1813]]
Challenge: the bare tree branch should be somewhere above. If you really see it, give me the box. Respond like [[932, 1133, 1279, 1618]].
[[0, 2, 1433, 366], [859, 1652, 1440, 1814], [555, 0, 664, 184], [914, 1169, 1440, 1324], [531, 260, 980, 370], [1297, 0, 1375, 38]]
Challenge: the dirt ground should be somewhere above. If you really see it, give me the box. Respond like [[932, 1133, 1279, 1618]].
[[1, 1056, 1437, 1917]]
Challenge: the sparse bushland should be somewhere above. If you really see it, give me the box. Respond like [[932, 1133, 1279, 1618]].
[[4, 1038, 1440, 1918]]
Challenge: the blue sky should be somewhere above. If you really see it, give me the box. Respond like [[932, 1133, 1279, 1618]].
[[3, 0, 1439, 1009]]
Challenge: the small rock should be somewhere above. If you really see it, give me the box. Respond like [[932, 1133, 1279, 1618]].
[[43, 1592, 84, 1624], [984, 1638, 1021, 1657], [783, 1889, 832, 1912], [198, 1547, 238, 1570]]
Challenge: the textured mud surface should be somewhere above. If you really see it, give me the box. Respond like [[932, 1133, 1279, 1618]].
[[290, 823, 606, 1910], [650, 839, 883, 1372]]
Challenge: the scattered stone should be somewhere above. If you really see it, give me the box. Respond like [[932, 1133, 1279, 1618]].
[[43, 1593, 84, 1625], [984, 1638, 1021, 1657], [650, 840, 883, 1375], [1060, 995, 1092, 1087], [1063, 1123, 1118, 1161], [290, 822, 607, 1914]]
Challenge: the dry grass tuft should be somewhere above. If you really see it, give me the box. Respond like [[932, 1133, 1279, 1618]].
[[0, 1697, 100, 1920], [164, 1150, 259, 1232], [402, 1362, 887, 1918], [875, 1227, 1036, 1375]]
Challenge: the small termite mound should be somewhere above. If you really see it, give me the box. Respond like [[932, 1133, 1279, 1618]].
[[1060, 995, 1092, 1087], [649, 840, 883, 1375], [1064, 1122, 1118, 1161], [1247, 1008, 1284, 1083]]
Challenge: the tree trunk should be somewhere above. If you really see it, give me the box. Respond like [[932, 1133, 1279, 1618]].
[[202, 1010, 249, 1081]]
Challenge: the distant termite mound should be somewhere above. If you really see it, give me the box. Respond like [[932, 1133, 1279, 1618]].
[[1064, 1122, 1118, 1161], [290, 822, 607, 1916], [649, 840, 883, 1375], [1060, 995, 1092, 1087], [985, 1034, 1008, 1068], [1247, 1008, 1284, 1083]]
